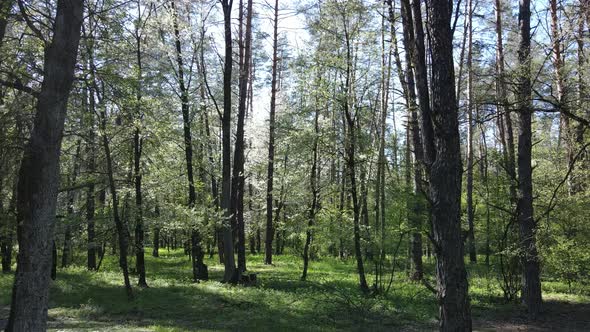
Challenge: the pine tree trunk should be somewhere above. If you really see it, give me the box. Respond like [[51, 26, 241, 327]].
[[466, 0, 477, 263], [233, 0, 253, 273], [398, 0, 425, 281], [265, 0, 280, 266], [516, 0, 542, 316], [221, 0, 237, 282], [427, 0, 472, 330]]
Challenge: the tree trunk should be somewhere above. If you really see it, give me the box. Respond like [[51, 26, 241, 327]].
[[6, 0, 84, 329], [465, 0, 476, 263], [83, 21, 98, 271], [342, 21, 369, 293], [301, 76, 321, 281], [265, 0, 279, 266], [132, 2, 148, 288], [171, 0, 207, 282], [398, 0, 425, 281], [221, 0, 237, 283], [0, 177, 15, 273], [95, 71, 133, 298], [495, 0, 517, 204], [427, 0, 472, 330], [232, 0, 253, 273], [516, 0, 542, 316], [62, 141, 82, 268]]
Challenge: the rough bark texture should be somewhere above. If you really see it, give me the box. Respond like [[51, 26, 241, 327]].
[[466, 0, 476, 263], [516, 0, 542, 316], [411, 0, 434, 167], [426, 0, 472, 330], [6, 0, 84, 329]]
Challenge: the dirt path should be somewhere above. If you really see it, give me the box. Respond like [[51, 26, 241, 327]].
[[474, 301, 590, 331]]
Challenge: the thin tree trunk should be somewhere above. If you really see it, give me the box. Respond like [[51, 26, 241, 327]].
[[342, 20, 369, 293], [62, 140, 82, 268], [233, 0, 253, 273], [1, 178, 15, 272], [153, 204, 160, 257], [265, 0, 280, 265], [85, 43, 97, 270], [221, 0, 237, 283], [302, 71, 322, 280], [132, 1, 148, 288], [171, 0, 207, 282], [495, 0, 517, 205], [6, 0, 84, 328], [398, 0, 424, 281], [466, 0, 476, 263], [550, 0, 573, 194]]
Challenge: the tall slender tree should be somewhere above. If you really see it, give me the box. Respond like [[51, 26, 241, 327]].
[[265, 0, 279, 265], [465, 0, 476, 263], [220, 0, 237, 282], [233, 0, 254, 273], [516, 0, 542, 316]]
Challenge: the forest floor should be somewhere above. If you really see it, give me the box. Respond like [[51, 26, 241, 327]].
[[0, 250, 589, 331]]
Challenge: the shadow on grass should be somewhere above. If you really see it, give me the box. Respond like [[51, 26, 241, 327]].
[[40, 252, 411, 331]]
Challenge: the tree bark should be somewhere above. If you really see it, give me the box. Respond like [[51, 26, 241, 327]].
[[232, 0, 253, 273], [221, 0, 237, 283], [465, 0, 476, 263], [302, 71, 321, 280], [171, 0, 207, 282], [265, 0, 279, 266], [398, 0, 424, 282], [132, 1, 148, 288], [426, 0, 472, 330], [494, 0, 517, 205], [6, 0, 84, 329], [516, 0, 542, 316]]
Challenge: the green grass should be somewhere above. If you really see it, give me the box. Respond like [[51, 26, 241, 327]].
[[0, 251, 588, 331]]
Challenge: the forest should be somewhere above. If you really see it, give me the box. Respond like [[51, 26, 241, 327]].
[[0, 0, 589, 330]]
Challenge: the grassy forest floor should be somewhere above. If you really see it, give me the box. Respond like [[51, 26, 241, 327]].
[[0, 250, 589, 331]]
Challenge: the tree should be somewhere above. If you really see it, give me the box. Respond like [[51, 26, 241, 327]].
[[233, 0, 254, 273], [221, 0, 237, 283], [398, 0, 424, 282], [465, 0, 476, 263], [426, 0, 472, 329], [516, 0, 542, 316], [6, 0, 84, 329], [265, 0, 279, 266], [170, 0, 207, 282]]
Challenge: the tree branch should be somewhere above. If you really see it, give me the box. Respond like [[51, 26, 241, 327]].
[[0, 79, 39, 97]]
